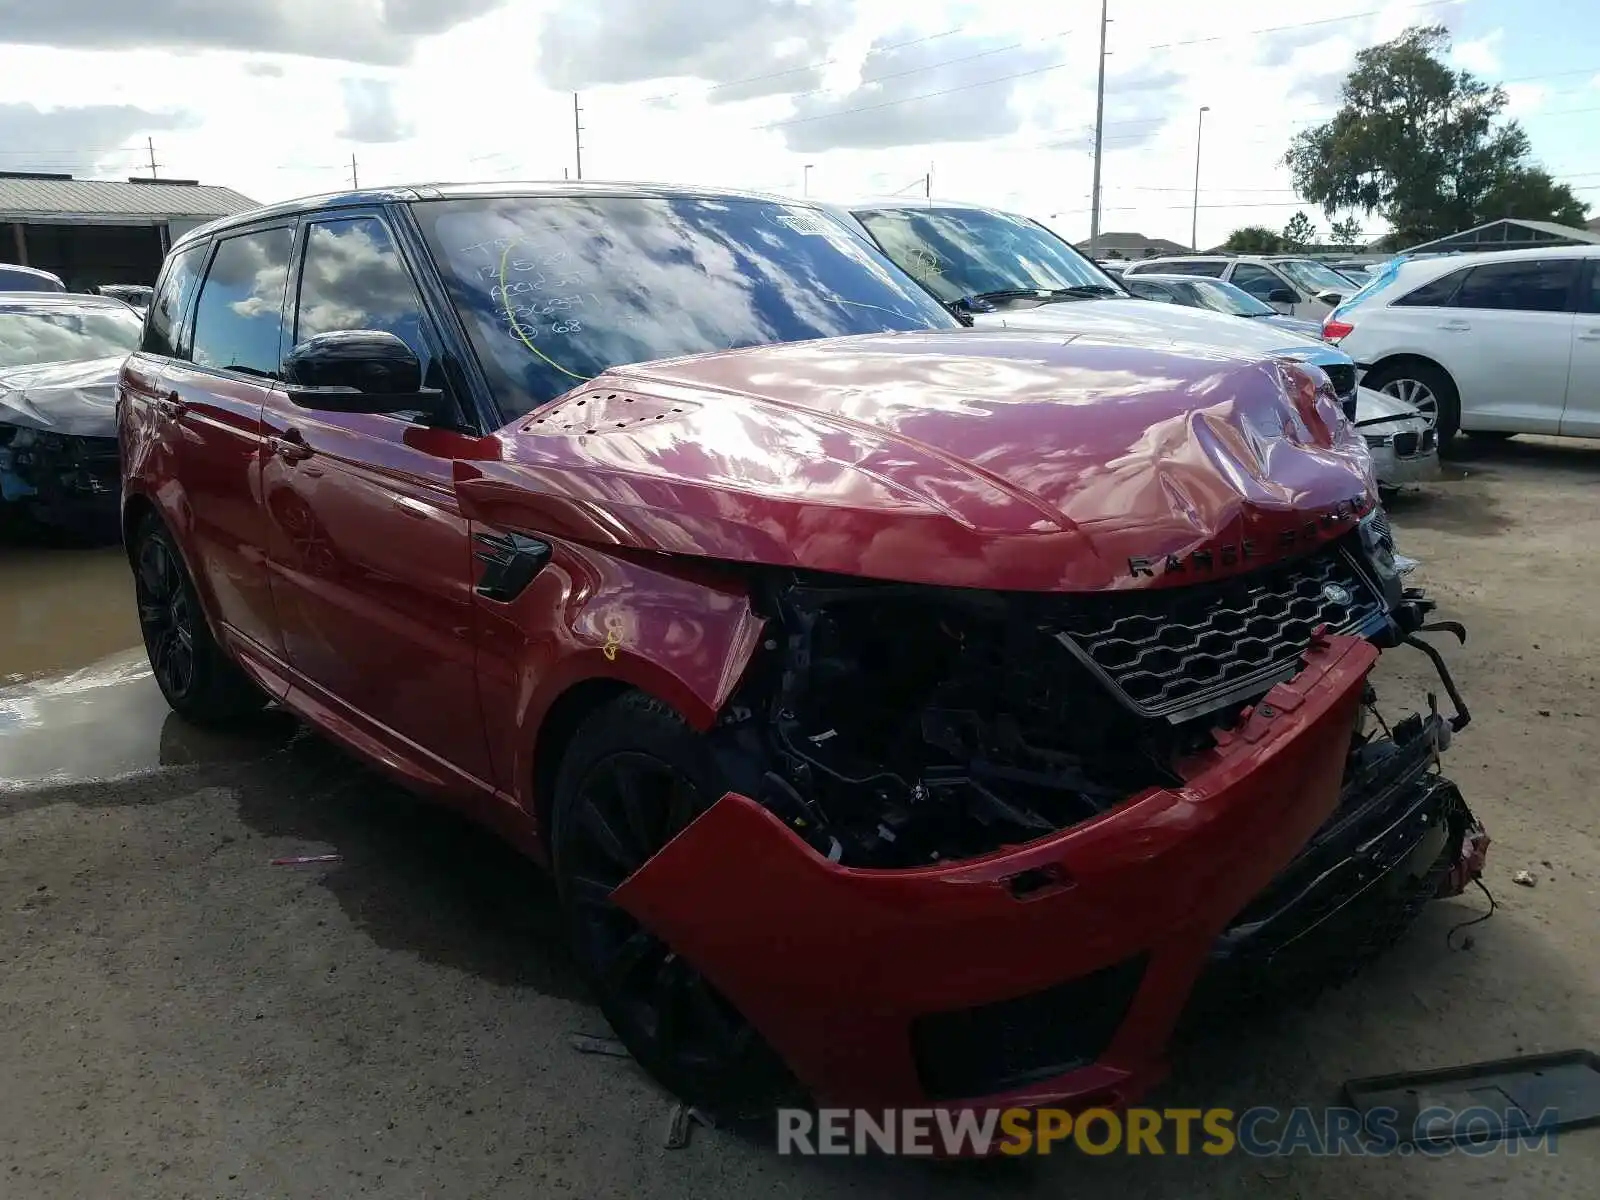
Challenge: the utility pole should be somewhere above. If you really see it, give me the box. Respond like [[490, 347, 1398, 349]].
[[1088, 0, 1109, 259], [803, 163, 813, 195], [146, 137, 159, 180], [349, 153, 360, 189], [1190, 106, 1209, 251], [926, 160, 933, 201], [573, 92, 584, 181]]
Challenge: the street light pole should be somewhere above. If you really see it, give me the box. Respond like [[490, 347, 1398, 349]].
[[1088, 0, 1110, 260], [1191, 105, 1209, 251]]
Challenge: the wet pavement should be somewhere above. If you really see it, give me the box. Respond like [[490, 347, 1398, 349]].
[[2, 441, 1598, 1198], [1, 540, 139, 683]]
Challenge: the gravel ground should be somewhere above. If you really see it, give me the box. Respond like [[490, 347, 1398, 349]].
[[2, 435, 1597, 1198]]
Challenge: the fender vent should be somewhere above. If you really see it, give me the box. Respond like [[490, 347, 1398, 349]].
[[474, 531, 551, 602]]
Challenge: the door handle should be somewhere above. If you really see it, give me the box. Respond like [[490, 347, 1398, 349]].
[[156, 391, 187, 418], [269, 431, 314, 463], [1579, 329, 1600, 342], [1439, 320, 1471, 332]]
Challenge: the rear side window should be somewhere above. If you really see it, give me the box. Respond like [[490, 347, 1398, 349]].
[[1453, 259, 1577, 313], [143, 243, 207, 357], [1158, 261, 1227, 278], [1392, 267, 1466, 308], [190, 227, 295, 378], [1126, 279, 1177, 302]]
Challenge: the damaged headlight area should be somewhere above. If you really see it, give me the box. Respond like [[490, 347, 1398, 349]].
[[0, 422, 120, 538], [708, 530, 1480, 875]]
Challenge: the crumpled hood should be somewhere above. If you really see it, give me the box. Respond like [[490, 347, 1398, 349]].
[[458, 330, 1377, 593], [972, 296, 1331, 356], [0, 355, 124, 437]]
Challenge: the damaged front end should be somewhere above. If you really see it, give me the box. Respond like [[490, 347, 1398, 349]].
[[614, 509, 1486, 1108], [0, 423, 120, 540]]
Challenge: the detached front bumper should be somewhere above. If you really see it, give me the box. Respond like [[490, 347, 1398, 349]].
[[617, 633, 1410, 1111], [0, 426, 120, 541]]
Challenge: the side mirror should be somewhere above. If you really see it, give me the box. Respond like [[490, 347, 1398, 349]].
[[1314, 290, 1344, 307], [283, 330, 447, 420], [1267, 287, 1300, 305]]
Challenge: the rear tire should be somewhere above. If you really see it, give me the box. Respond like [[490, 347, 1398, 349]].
[[132, 513, 266, 726], [1364, 360, 1461, 449], [551, 691, 798, 1118]]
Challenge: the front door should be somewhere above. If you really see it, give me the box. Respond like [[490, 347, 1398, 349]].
[[260, 212, 494, 786]]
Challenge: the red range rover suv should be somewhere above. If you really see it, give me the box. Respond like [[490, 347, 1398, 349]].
[[119, 183, 1487, 1119]]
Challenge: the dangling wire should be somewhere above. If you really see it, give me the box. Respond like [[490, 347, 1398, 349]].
[[1447, 877, 1497, 950]]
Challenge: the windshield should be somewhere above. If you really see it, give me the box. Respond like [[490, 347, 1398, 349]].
[[1273, 259, 1356, 294], [0, 303, 143, 369], [1180, 277, 1275, 317], [851, 206, 1122, 304], [413, 194, 956, 419]]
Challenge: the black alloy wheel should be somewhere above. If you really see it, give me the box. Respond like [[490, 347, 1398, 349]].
[[553, 693, 797, 1117], [131, 514, 266, 725], [136, 532, 197, 701]]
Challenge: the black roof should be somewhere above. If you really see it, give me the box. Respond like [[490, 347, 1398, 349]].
[[172, 180, 793, 250]]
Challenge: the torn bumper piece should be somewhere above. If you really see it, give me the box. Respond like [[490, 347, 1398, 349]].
[[615, 633, 1390, 1111]]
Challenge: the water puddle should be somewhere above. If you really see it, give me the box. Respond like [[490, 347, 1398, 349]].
[[0, 648, 298, 789], [1, 541, 140, 682]]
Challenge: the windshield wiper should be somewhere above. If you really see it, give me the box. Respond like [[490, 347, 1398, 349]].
[[968, 285, 1121, 304]]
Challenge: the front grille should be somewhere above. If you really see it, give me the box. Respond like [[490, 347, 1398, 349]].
[[1393, 430, 1419, 458], [1051, 541, 1386, 722], [1420, 428, 1436, 452], [910, 954, 1148, 1101]]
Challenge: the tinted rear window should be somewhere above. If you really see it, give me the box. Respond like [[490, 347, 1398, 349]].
[[1453, 259, 1577, 313], [413, 195, 955, 419], [0, 267, 63, 293]]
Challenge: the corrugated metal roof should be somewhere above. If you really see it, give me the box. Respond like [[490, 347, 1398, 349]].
[[0, 177, 259, 221], [1404, 217, 1600, 254]]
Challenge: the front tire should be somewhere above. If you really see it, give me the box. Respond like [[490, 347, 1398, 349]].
[[1364, 360, 1461, 448], [551, 692, 796, 1117], [132, 513, 266, 726]]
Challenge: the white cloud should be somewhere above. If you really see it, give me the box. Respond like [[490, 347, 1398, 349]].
[[0, 0, 1583, 254], [1450, 29, 1503, 76]]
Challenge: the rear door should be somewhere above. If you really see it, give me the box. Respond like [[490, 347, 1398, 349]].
[[126, 224, 295, 671], [260, 210, 494, 786], [1560, 255, 1600, 438], [1439, 258, 1578, 433]]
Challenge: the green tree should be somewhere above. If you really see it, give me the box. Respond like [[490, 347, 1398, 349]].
[[1330, 216, 1364, 247], [1285, 24, 1589, 247], [1282, 210, 1317, 249], [1220, 225, 1285, 253]]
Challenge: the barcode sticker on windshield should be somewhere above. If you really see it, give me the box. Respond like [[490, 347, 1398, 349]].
[[775, 214, 834, 236]]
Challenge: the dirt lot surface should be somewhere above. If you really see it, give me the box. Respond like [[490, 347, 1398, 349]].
[[2, 437, 1597, 1198]]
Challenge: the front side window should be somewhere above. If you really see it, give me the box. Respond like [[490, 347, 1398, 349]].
[[413, 194, 956, 419], [1580, 261, 1600, 315], [144, 243, 208, 358], [851, 206, 1121, 304], [294, 217, 434, 379], [1453, 259, 1577, 313], [1126, 279, 1177, 303], [0, 302, 144, 369], [190, 226, 294, 379], [1230, 263, 1287, 300]]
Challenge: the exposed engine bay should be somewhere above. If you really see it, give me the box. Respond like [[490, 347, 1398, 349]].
[[712, 513, 1475, 871]]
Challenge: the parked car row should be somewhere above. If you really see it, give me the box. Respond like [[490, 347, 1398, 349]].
[[1322, 245, 1600, 444], [113, 181, 1485, 1121]]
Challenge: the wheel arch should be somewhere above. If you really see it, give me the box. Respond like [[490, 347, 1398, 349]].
[[1363, 351, 1458, 396], [121, 488, 228, 645], [527, 676, 635, 854]]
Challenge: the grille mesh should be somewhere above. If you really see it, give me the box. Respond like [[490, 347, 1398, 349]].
[[1051, 543, 1385, 720]]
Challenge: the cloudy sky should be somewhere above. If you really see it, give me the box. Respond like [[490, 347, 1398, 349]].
[[0, 0, 1595, 250]]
